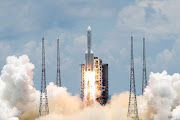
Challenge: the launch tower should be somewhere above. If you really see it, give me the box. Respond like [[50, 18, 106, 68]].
[[127, 36, 139, 120], [56, 39, 61, 87], [39, 38, 49, 116], [142, 37, 147, 94]]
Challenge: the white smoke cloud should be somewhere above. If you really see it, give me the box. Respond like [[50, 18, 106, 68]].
[[0, 55, 38, 120], [0, 99, 20, 120], [172, 105, 180, 120], [1, 55, 180, 120], [37, 91, 131, 120], [142, 71, 180, 120], [47, 82, 82, 115]]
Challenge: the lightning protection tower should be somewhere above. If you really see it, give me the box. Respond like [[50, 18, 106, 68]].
[[142, 37, 147, 94], [127, 36, 139, 120], [56, 39, 61, 87], [39, 38, 49, 116]]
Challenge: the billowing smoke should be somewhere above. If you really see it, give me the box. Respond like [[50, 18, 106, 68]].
[[1, 55, 180, 120], [141, 71, 180, 120], [0, 55, 38, 120], [37, 92, 130, 120]]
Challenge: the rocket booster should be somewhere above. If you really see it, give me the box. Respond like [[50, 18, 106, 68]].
[[85, 26, 94, 71]]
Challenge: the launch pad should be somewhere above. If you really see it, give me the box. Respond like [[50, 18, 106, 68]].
[[81, 26, 109, 106]]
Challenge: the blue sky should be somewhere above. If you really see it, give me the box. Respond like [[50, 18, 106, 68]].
[[0, 0, 180, 95]]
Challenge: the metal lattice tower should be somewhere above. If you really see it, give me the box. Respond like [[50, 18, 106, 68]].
[[39, 38, 49, 116], [56, 39, 61, 87], [127, 36, 139, 120], [142, 37, 147, 94]]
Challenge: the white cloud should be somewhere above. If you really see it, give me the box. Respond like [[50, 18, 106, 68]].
[[73, 35, 86, 47], [0, 1, 39, 35], [66, 7, 115, 18], [150, 36, 180, 71], [117, 0, 180, 42], [120, 48, 128, 58], [24, 41, 36, 53], [157, 49, 174, 61], [115, 0, 180, 73], [0, 41, 11, 57]]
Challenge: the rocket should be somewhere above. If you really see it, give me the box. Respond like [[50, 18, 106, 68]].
[[85, 26, 94, 71]]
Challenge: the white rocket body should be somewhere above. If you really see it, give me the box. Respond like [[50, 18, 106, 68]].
[[85, 26, 94, 71]]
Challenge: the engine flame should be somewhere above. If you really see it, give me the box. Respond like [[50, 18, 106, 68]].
[[84, 71, 96, 106]]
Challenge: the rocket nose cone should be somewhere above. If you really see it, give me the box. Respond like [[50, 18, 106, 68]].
[[87, 26, 91, 31]]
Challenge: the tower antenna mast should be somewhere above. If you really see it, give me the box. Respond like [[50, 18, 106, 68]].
[[39, 38, 49, 116], [56, 39, 61, 87], [142, 37, 147, 94], [127, 36, 139, 120]]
